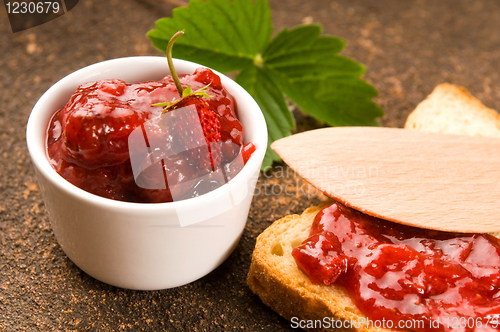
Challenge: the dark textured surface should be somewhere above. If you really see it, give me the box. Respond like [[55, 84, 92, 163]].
[[2, 0, 500, 330]]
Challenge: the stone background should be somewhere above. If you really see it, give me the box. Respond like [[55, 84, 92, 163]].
[[2, 0, 500, 330]]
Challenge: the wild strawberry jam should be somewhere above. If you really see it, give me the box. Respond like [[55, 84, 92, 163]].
[[292, 202, 500, 332], [46, 68, 253, 203]]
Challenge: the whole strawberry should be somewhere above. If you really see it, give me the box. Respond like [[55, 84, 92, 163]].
[[51, 79, 173, 169], [60, 79, 144, 168], [163, 94, 222, 170], [154, 31, 223, 171]]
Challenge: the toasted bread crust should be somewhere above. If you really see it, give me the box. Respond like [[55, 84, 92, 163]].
[[247, 202, 398, 332], [404, 83, 500, 137]]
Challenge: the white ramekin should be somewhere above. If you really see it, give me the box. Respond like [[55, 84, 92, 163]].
[[26, 57, 267, 290]]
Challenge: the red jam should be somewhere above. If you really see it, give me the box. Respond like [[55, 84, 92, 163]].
[[47, 68, 253, 203], [292, 202, 500, 332]]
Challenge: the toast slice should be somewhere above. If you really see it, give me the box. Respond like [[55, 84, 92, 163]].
[[247, 202, 396, 332], [248, 83, 500, 331], [404, 83, 500, 137]]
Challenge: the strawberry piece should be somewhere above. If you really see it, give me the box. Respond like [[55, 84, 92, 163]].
[[183, 68, 243, 147], [56, 79, 166, 169], [53, 159, 135, 201], [189, 66, 223, 90], [132, 154, 202, 203], [241, 142, 256, 164], [164, 93, 222, 171]]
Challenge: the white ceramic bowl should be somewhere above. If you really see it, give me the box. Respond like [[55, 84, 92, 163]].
[[26, 57, 267, 290]]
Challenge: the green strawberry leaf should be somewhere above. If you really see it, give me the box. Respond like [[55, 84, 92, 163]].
[[147, 0, 384, 170], [182, 85, 193, 97], [263, 25, 383, 126], [236, 65, 294, 169], [147, 0, 272, 73], [153, 83, 214, 113]]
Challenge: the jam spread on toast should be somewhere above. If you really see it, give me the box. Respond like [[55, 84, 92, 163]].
[[293, 202, 500, 332]]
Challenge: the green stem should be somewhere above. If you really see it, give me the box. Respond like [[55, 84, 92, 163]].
[[166, 30, 185, 98]]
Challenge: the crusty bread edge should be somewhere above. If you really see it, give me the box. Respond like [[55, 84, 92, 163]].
[[247, 202, 398, 332], [404, 83, 500, 136]]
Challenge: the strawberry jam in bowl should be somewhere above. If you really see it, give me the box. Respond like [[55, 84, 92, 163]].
[[46, 66, 255, 203], [293, 202, 500, 332], [26, 57, 267, 290]]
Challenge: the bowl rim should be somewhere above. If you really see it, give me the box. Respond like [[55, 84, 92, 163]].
[[26, 56, 267, 213]]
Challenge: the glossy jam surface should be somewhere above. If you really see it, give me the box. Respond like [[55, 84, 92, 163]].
[[47, 68, 252, 203], [292, 202, 500, 332]]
